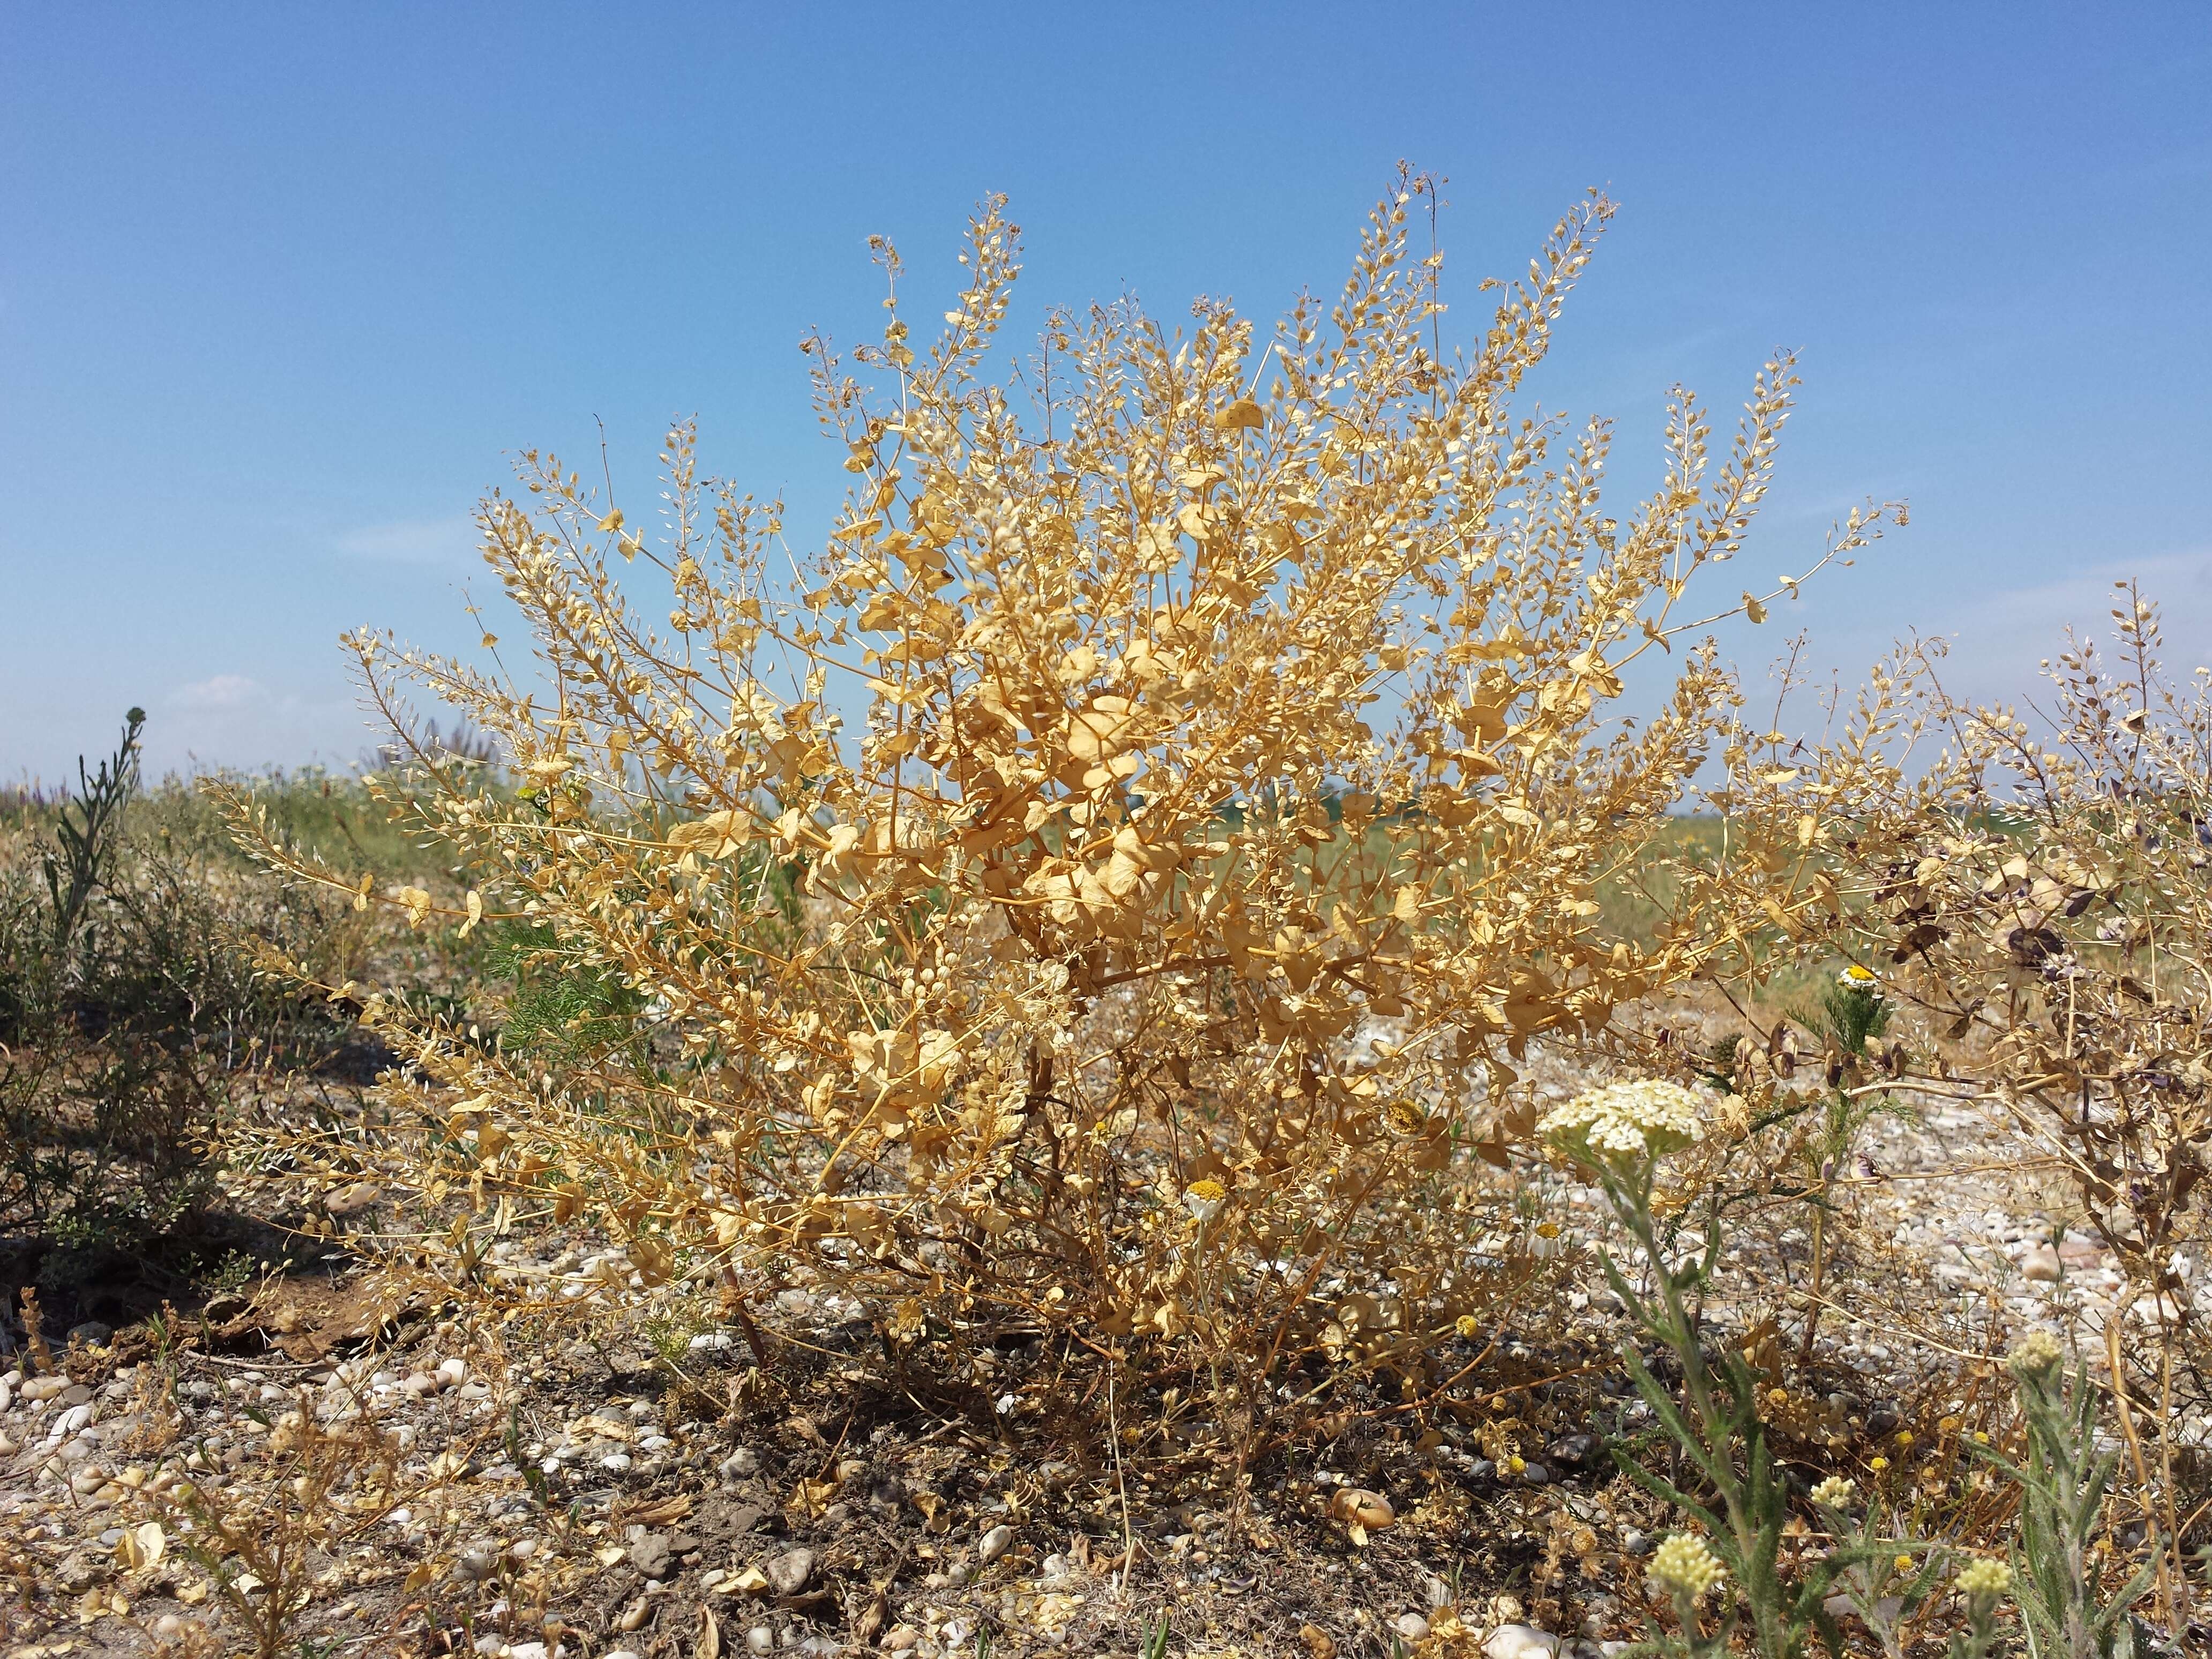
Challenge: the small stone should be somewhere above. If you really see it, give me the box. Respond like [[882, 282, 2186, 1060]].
[[1546, 1433, 1598, 1468], [1520, 1461, 1552, 1485], [881, 1626, 920, 1653], [977, 1524, 1014, 1564], [747, 1627, 775, 1655], [720, 1446, 761, 1478], [2022, 1248, 2063, 1283], [1485, 1625, 1560, 1659], [1620, 1528, 1651, 1556], [54, 1551, 102, 1593], [1398, 1614, 1433, 1641], [454, 1549, 499, 1582], [765, 1546, 816, 1596], [67, 1320, 116, 1348], [628, 1533, 672, 1578]]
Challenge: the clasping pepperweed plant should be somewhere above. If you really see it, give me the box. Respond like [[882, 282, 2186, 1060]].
[[217, 174, 1900, 1455]]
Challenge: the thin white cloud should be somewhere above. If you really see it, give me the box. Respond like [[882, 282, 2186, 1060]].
[[335, 515, 479, 564], [1938, 546, 2212, 704], [169, 672, 267, 711]]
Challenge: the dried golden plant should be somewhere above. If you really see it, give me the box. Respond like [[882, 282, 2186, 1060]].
[[1736, 582, 2212, 1621], [147, 1384, 420, 1659], [219, 175, 1894, 1407]]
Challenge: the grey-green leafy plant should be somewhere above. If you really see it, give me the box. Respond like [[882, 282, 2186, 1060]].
[[1543, 1081, 1903, 1659], [1808, 1477, 1950, 1659], [1566, 1125, 1858, 1659], [1977, 1334, 2153, 1659], [1947, 1560, 2017, 1659]]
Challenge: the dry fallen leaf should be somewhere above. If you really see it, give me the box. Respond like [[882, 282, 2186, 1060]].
[[115, 1520, 165, 1570]]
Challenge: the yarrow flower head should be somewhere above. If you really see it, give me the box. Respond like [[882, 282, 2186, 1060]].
[[1649, 1533, 1725, 1600], [2007, 1328, 2064, 1380], [1809, 1475, 1857, 1510], [1538, 1079, 1714, 1168], [1182, 1178, 1227, 1223], [1954, 1558, 2012, 1598]]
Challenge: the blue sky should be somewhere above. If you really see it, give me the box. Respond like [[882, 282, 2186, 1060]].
[[4, 3, 2209, 780]]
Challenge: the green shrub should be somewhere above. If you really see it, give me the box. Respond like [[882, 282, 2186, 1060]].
[[0, 715, 374, 1248]]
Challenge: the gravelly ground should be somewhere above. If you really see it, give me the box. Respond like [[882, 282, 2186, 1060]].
[[4, 1045, 2200, 1659]]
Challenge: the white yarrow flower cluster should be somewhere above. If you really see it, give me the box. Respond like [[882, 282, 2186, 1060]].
[[1955, 1558, 2012, 1598], [1538, 1078, 1712, 1167], [1648, 1532, 1726, 1600]]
